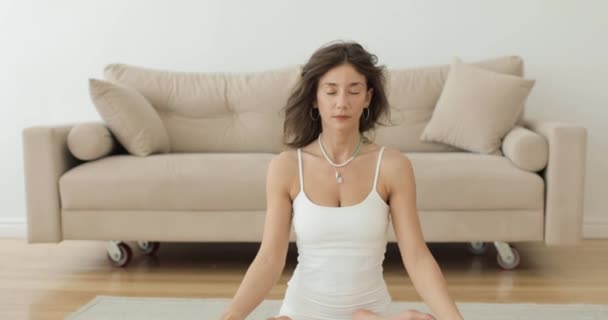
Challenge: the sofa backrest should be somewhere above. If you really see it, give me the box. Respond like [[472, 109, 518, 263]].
[[104, 64, 300, 153], [104, 55, 524, 153]]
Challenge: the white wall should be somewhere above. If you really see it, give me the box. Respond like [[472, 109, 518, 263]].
[[2, 0, 607, 238]]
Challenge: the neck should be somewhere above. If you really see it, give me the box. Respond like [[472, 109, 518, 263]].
[[319, 131, 362, 163]]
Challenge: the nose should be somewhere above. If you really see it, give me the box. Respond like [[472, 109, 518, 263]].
[[335, 91, 349, 109]]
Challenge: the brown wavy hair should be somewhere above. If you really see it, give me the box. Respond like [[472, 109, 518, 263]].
[[282, 40, 392, 149]]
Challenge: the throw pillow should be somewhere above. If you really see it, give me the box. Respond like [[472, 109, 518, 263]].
[[67, 122, 117, 160], [88, 79, 170, 156], [420, 58, 535, 154]]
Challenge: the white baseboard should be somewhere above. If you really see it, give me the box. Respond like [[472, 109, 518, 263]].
[[583, 218, 608, 239], [0, 219, 26, 238]]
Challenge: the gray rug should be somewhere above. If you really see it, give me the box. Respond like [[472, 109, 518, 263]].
[[65, 295, 608, 320]]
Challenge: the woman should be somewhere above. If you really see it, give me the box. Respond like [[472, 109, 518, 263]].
[[219, 41, 464, 320]]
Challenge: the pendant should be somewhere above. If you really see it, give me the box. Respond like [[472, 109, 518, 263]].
[[335, 171, 343, 184]]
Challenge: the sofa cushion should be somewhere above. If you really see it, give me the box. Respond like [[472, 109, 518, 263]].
[[59, 153, 543, 211], [67, 122, 117, 161], [501, 126, 548, 172], [89, 79, 171, 156], [408, 153, 544, 210], [419, 58, 535, 154]]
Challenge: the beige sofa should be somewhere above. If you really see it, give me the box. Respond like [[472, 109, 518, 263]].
[[22, 56, 588, 269]]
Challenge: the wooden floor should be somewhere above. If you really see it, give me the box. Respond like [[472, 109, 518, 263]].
[[0, 238, 606, 319]]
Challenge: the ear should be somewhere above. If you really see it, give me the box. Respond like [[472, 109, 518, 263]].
[[365, 87, 374, 105]]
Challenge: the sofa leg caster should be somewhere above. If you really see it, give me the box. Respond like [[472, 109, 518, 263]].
[[467, 241, 490, 255], [106, 240, 132, 267], [493, 241, 521, 270], [137, 241, 160, 256]]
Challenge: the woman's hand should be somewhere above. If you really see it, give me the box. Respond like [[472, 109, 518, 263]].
[[353, 308, 436, 320], [389, 309, 436, 320], [266, 317, 292, 320]]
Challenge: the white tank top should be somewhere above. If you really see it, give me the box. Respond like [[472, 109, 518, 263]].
[[277, 146, 392, 320]]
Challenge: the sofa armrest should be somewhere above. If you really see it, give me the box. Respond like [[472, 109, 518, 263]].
[[523, 118, 588, 245], [22, 123, 83, 243]]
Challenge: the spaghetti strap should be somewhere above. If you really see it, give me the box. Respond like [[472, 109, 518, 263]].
[[373, 146, 385, 190], [297, 148, 304, 191]]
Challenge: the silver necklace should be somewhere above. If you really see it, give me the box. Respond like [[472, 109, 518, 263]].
[[318, 132, 363, 184]]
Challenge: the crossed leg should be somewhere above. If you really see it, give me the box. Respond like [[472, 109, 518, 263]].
[[267, 308, 435, 320], [352, 308, 436, 320]]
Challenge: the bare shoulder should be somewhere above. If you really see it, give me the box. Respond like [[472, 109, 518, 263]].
[[270, 150, 296, 169], [267, 150, 298, 194], [381, 146, 413, 172], [379, 146, 415, 192], [268, 150, 297, 176]]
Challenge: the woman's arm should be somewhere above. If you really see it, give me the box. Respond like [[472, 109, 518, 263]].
[[386, 150, 463, 320], [219, 254, 287, 320], [219, 153, 295, 320]]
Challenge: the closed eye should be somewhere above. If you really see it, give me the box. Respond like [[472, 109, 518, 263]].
[[326, 92, 361, 95]]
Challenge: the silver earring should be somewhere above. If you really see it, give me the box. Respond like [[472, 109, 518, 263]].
[[309, 108, 319, 121], [363, 107, 370, 120]]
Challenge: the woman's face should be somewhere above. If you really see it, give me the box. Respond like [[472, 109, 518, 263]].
[[314, 63, 373, 130]]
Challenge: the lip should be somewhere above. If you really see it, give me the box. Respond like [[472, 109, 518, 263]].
[[333, 115, 351, 119]]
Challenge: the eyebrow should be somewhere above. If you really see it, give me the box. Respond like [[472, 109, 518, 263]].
[[321, 82, 364, 87]]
